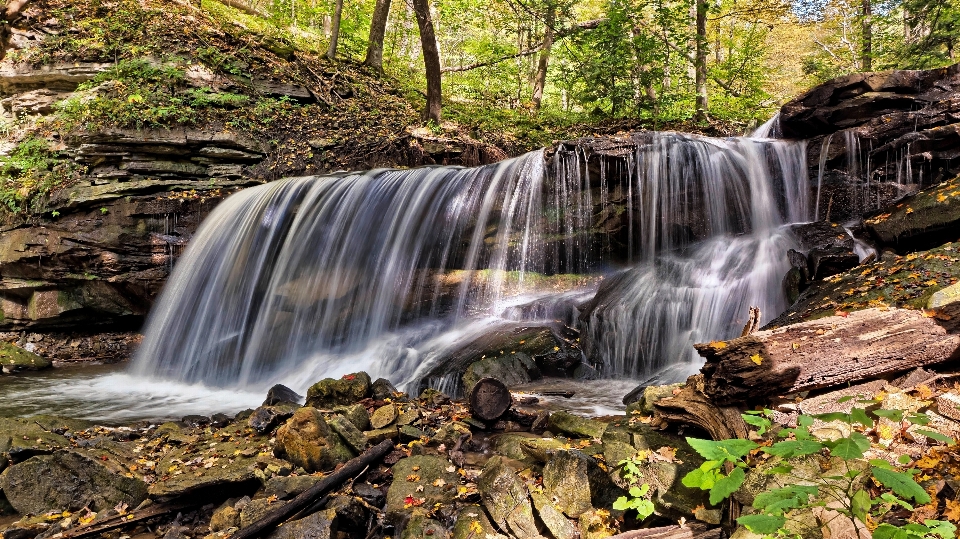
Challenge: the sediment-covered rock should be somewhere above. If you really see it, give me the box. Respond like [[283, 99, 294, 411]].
[[274, 408, 354, 473]]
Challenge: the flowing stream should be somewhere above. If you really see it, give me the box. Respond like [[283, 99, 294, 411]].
[[0, 132, 813, 422]]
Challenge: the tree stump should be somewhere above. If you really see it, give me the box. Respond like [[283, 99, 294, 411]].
[[469, 377, 511, 421]]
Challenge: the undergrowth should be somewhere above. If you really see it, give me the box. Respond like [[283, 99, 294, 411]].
[[0, 137, 85, 214]]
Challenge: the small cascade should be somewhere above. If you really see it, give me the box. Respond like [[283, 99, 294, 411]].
[[132, 132, 813, 395]]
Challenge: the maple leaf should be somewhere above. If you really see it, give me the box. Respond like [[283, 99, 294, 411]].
[[944, 499, 960, 523], [750, 353, 762, 365]]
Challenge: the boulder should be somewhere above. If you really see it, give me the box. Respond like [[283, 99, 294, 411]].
[[541, 449, 623, 518], [265, 508, 337, 539], [866, 176, 960, 252], [369, 404, 397, 429], [247, 403, 298, 434], [530, 492, 577, 539], [401, 515, 449, 539], [352, 482, 385, 508], [0, 450, 147, 514], [477, 456, 543, 538], [327, 414, 366, 454], [546, 411, 607, 439], [462, 352, 541, 394], [623, 383, 682, 414], [332, 404, 370, 431], [370, 378, 399, 400], [275, 408, 354, 473], [0, 342, 51, 373], [263, 384, 303, 406], [0, 417, 71, 468], [210, 502, 241, 532], [240, 497, 287, 529], [304, 372, 372, 408], [451, 504, 502, 539], [263, 475, 324, 500], [385, 455, 458, 517]]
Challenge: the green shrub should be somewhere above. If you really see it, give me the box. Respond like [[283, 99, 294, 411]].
[[0, 137, 83, 213]]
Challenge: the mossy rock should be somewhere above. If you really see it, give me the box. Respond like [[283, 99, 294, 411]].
[[385, 455, 458, 518], [541, 449, 623, 518], [275, 407, 354, 473], [547, 410, 607, 439], [401, 515, 450, 539], [304, 372, 371, 408], [866, 175, 960, 251], [451, 504, 500, 539], [477, 456, 540, 537], [0, 342, 51, 373]]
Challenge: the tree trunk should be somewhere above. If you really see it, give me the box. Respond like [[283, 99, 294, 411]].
[[364, 0, 392, 73], [412, 0, 442, 123], [531, 2, 555, 110], [693, 0, 708, 122], [326, 0, 344, 60], [696, 306, 960, 405], [861, 0, 872, 70]]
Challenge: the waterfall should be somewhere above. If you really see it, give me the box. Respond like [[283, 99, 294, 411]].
[[132, 132, 811, 393]]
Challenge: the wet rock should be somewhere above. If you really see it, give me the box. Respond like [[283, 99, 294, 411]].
[[370, 404, 397, 429], [181, 415, 210, 428], [149, 440, 267, 501], [541, 449, 623, 518], [364, 426, 399, 444], [240, 497, 287, 529], [263, 475, 324, 500], [332, 404, 370, 431], [399, 425, 428, 443], [866, 176, 960, 252], [477, 456, 543, 538], [248, 403, 298, 434], [0, 417, 70, 466], [210, 503, 240, 532], [305, 372, 372, 408], [623, 383, 682, 415], [0, 342, 51, 373], [371, 378, 399, 400], [327, 414, 366, 454], [518, 437, 567, 462], [432, 421, 471, 446], [265, 508, 337, 539], [530, 492, 577, 539], [397, 405, 420, 425], [275, 408, 354, 473], [385, 455, 458, 517], [451, 504, 501, 539], [352, 482, 385, 508], [210, 413, 232, 428], [401, 515, 449, 539], [808, 247, 860, 281], [325, 494, 371, 535], [264, 384, 303, 406], [0, 450, 147, 514], [463, 352, 541, 394], [546, 411, 607, 439], [419, 388, 450, 406], [493, 433, 539, 466]]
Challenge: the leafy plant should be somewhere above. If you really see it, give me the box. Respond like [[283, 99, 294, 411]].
[[682, 404, 956, 539], [612, 455, 655, 520], [0, 137, 84, 214]]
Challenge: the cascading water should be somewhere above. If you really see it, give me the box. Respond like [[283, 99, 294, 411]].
[[0, 131, 815, 422]]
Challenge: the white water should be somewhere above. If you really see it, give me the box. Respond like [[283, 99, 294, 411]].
[[0, 132, 815, 420]]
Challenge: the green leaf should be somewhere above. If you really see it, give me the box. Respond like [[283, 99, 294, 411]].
[[907, 413, 932, 426], [742, 414, 771, 435], [880, 492, 914, 510], [898, 454, 912, 465], [851, 489, 871, 522], [871, 524, 904, 539], [872, 467, 931, 504], [923, 520, 957, 539], [874, 409, 905, 422], [765, 439, 823, 458], [612, 496, 631, 511], [870, 458, 894, 470], [828, 436, 865, 459], [629, 484, 650, 497], [736, 514, 786, 535], [709, 467, 745, 505], [632, 499, 655, 520], [682, 467, 716, 490], [915, 429, 955, 444], [765, 464, 794, 475], [814, 412, 851, 423], [685, 437, 758, 462], [850, 407, 874, 428], [837, 395, 855, 403]]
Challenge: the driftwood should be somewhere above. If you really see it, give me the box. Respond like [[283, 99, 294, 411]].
[[468, 377, 511, 421], [697, 306, 960, 405], [608, 523, 722, 538], [232, 439, 395, 539]]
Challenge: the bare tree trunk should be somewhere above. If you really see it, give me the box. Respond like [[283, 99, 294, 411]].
[[531, 2, 555, 110], [364, 0, 392, 73], [326, 0, 344, 60], [861, 0, 872, 70], [412, 0, 442, 123], [693, 0, 708, 122]]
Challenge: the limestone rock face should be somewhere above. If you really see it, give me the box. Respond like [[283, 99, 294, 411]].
[[0, 450, 147, 514], [274, 407, 353, 473]]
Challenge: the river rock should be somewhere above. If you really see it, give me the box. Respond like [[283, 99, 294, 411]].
[[327, 414, 366, 453], [462, 352, 540, 394], [0, 417, 71, 468], [369, 404, 397, 429], [385, 455, 458, 517], [546, 410, 607, 439], [325, 494, 372, 533], [275, 407, 354, 473], [265, 508, 337, 539], [530, 492, 577, 539], [247, 403, 298, 434], [623, 383, 682, 414], [305, 372, 371, 408], [364, 426, 399, 444], [370, 378, 399, 400], [451, 504, 501, 539], [263, 475, 324, 500], [0, 449, 147, 514], [518, 437, 567, 462], [332, 404, 370, 431], [0, 342, 51, 373], [240, 497, 287, 529], [210, 502, 241, 532], [263, 384, 303, 406], [541, 449, 623, 518], [401, 515, 449, 539], [432, 421, 471, 446], [477, 457, 544, 538]]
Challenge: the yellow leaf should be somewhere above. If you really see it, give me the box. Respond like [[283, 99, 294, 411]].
[[709, 341, 727, 350], [906, 208, 914, 214], [944, 499, 960, 523], [750, 353, 762, 365]]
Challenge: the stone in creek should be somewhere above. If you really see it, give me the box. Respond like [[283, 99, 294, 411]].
[[401, 515, 449, 539], [451, 504, 502, 539], [265, 508, 337, 539], [369, 404, 397, 429], [541, 449, 623, 518], [264, 384, 304, 406], [0, 342, 51, 374], [247, 403, 298, 434], [332, 403, 370, 431], [385, 455, 458, 517], [263, 475, 324, 500], [327, 414, 366, 454], [305, 372, 371, 408], [0, 450, 147, 514], [477, 456, 544, 538], [240, 497, 287, 529], [371, 378, 399, 400], [530, 492, 577, 539], [546, 410, 607, 439], [275, 408, 354, 473]]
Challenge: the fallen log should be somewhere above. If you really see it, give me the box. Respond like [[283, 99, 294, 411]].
[[652, 375, 749, 441], [468, 377, 511, 421], [697, 306, 960, 405], [608, 523, 722, 538], [231, 439, 394, 539]]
